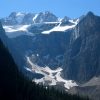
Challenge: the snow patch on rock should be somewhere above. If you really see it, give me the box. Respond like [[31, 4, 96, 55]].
[[25, 55, 78, 89], [3, 25, 34, 38]]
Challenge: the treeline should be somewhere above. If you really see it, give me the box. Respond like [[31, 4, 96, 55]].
[[0, 38, 91, 100]]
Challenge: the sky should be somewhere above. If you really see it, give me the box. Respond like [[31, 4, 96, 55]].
[[0, 0, 100, 19]]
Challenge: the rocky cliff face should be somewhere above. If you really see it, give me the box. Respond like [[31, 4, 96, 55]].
[[11, 30, 71, 69], [63, 11, 100, 83], [0, 20, 25, 69]]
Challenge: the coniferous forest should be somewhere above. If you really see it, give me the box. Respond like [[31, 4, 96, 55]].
[[0, 38, 91, 100]]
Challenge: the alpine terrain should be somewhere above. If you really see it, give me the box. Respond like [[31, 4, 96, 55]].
[[0, 11, 100, 99], [0, 22, 89, 100]]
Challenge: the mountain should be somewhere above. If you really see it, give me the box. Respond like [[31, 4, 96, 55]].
[[61, 12, 100, 99], [0, 11, 79, 89], [0, 21, 90, 100], [1, 11, 58, 25], [1, 11, 100, 99], [63, 11, 100, 83]]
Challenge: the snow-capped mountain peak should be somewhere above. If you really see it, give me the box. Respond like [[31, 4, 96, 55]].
[[1, 11, 59, 25], [2, 11, 81, 26], [1, 11, 86, 90], [2, 11, 81, 38], [1, 12, 32, 25]]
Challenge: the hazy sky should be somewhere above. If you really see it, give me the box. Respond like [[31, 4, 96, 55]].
[[0, 0, 100, 19]]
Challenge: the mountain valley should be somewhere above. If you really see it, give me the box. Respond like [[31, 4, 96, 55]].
[[0, 11, 100, 99]]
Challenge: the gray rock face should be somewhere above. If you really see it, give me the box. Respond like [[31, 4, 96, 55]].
[[0, 21, 25, 69], [68, 85, 100, 100], [1, 13, 18, 25], [11, 30, 71, 69], [63, 11, 100, 83], [61, 16, 70, 23], [68, 76, 100, 99], [21, 13, 35, 24]]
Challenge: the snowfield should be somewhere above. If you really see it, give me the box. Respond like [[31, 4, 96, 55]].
[[33, 14, 39, 22], [41, 19, 79, 34], [3, 12, 80, 38], [41, 24, 75, 34], [3, 25, 34, 38], [25, 56, 78, 89], [3, 19, 79, 38]]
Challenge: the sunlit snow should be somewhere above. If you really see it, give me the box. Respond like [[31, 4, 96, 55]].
[[33, 14, 39, 22], [42, 23, 76, 34], [69, 19, 79, 25], [3, 25, 34, 38], [41, 18, 79, 34], [25, 56, 78, 89]]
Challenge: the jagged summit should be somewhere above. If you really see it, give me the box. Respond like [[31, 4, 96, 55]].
[[61, 16, 70, 22], [86, 11, 95, 19], [0, 11, 72, 25], [1, 11, 59, 25], [44, 11, 53, 14], [87, 11, 94, 16], [2, 11, 80, 38]]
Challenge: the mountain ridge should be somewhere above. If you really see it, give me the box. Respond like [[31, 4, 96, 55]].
[[0, 11, 100, 99], [1, 11, 60, 25], [0, 19, 91, 100]]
